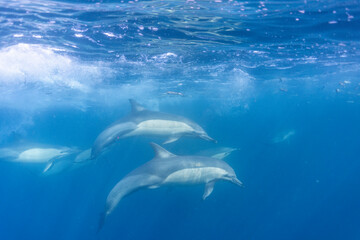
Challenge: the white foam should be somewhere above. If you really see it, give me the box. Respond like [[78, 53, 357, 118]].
[[0, 43, 161, 113], [32, 34, 43, 39], [213, 68, 254, 112], [0, 42, 109, 141], [151, 52, 178, 62], [0, 43, 127, 121], [103, 32, 115, 37], [0, 44, 104, 92]]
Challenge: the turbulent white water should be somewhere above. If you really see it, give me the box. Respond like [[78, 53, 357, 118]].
[[0, 0, 359, 143]]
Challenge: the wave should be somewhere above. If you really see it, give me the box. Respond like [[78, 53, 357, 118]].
[[0, 43, 106, 92]]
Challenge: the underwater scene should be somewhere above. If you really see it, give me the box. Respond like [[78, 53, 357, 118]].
[[0, 0, 360, 239]]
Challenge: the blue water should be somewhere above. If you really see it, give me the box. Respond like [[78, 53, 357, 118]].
[[0, 0, 360, 239]]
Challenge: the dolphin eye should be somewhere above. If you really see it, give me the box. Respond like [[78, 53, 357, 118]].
[[224, 173, 233, 179]]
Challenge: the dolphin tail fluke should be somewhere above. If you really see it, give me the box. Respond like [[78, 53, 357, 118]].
[[203, 181, 215, 200], [163, 136, 180, 144]]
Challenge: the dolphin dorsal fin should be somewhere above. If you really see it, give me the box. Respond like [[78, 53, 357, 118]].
[[129, 99, 146, 112], [150, 142, 176, 159]]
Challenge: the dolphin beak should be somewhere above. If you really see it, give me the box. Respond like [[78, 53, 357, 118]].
[[231, 178, 243, 187], [201, 134, 217, 143]]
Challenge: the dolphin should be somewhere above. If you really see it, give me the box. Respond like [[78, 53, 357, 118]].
[[43, 148, 92, 175], [17, 147, 76, 173], [272, 129, 296, 144], [98, 142, 242, 230], [74, 148, 92, 163], [15, 147, 72, 163], [0, 147, 74, 172], [91, 99, 216, 159], [196, 147, 239, 160], [0, 146, 89, 174]]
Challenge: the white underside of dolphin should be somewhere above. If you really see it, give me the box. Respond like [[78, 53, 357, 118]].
[[14, 148, 67, 163], [0, 146, 91, 175], [91, 99, 216, 159], [98, 143, 242, 231], [122, 119, 195, 138]]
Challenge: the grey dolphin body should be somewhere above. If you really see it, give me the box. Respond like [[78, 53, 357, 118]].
[[98, 143, 242, 230], [0, 146, 86, 174], [43, 148, 92, 175], [196, 147, 239, 160], [91, 99, 216, 159], [0, 146, 74, 165]]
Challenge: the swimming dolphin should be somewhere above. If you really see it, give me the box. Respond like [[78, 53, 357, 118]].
[[0, 146, 89, 174], [91, 99, 216, 159], [0, 147, 74, 172], [98, 142, 242, 230], [272, 129, 296, 144], [74, 148, 91, 163], [43, 148, 92, 175], [196, 147, 239, 160], [15, 147, 71, 163]]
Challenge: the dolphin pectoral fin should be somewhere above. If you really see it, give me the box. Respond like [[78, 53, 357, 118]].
[[43, 160, 55, 173], [163, 136, 180, 144], [148, 185, 160, 189], [202, 181, 215, 200]]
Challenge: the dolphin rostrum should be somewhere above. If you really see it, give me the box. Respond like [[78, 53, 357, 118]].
[[91, 99, 216, 159], [98, 142, 242, 230]]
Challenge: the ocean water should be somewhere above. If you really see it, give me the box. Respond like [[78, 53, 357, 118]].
[[0, 0, 360, 239]]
